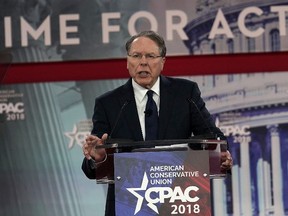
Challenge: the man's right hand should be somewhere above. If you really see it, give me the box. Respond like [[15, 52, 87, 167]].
[[82, 133, 108, 162]]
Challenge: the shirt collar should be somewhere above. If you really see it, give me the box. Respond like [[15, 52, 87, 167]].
[[132, 77, 160, 103]]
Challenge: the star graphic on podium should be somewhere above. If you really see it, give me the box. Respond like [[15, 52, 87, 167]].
[[127, 172, 149, 215]]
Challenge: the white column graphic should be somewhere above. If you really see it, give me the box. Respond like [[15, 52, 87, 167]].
[[213, 179, 227, 215], [267, 125, 284, 215], [232, 165, 241, 215], [240, 140, 252, 215]]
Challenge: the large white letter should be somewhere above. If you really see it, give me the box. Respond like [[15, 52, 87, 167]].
[[271, 6, 288, 36], [21, 16, 51, 47], [102, 12, 121, 43], [128, 11, 158, 36], [209, 9, 233, 39], [4, 17, 12, 47], [59, 14, 80, 45], [166, 10, 188, 40], [238, 7, 264, 38]]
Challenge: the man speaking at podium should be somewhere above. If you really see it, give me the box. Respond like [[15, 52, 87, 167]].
[[82, 30, 233, 216]]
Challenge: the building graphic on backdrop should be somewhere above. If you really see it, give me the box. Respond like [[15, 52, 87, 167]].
[[192, 72, 288, 215], [182, 1, 288, 215], [184, 0, 288, 55]]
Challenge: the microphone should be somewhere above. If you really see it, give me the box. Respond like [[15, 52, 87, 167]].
[[187, 98, 218, 140], [107, 99, 132, 141], [144, 109, 152, 116]]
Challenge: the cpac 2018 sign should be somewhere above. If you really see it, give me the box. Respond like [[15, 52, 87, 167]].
[[115, 151, 211, 216], [127, 172, 201, 215], [0, 102, 25, 121], [2, 5, 288, 48]]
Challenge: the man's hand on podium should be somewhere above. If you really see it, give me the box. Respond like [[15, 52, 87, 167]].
[[82, 133, 108, 162], [220, 150, 233, 171]]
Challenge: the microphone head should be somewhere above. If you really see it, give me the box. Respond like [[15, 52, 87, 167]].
[[144, 109, 152, 116]]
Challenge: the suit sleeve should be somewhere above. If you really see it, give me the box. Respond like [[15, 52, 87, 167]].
[[81, 158, 97, 179], [82, 97, 111, 179]]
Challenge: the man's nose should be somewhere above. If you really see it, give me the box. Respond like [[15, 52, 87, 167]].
[[139, 55, 148, 65]]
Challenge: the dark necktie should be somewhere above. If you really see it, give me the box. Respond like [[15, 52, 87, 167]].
[[145, 90, 158, 140]]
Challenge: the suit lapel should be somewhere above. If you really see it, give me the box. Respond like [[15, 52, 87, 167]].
[[118, 79, 144, 141], [158, 76, 175, 139]]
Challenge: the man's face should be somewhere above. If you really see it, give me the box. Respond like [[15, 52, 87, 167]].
[[127, 37, 165, 89]]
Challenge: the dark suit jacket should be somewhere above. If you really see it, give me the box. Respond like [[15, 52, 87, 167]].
[[82, 75, 225, 216]]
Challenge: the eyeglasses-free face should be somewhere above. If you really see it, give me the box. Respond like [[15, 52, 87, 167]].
[[127, 37, 165, 89]]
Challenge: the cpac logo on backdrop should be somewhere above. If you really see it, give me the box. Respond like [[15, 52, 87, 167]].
[[221, 124, 251, 144], [0, 102, 24, 114], [215, 117, 250, 136], [0, 102, 25, 121], [215, 117, 251, 143], [64, 120, 92, 149], [220, 124, 250, 136], [127, 172, 199, 215]]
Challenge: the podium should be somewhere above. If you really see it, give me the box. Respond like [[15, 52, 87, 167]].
[[95, 138, 227, 215]]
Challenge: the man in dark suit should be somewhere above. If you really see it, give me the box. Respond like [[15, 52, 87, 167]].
[[82, 30, 233, 216]]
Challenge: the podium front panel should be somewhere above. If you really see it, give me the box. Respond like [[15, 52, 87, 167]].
[[114, 150, 211, 216]]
